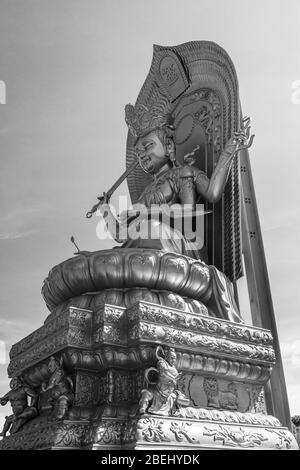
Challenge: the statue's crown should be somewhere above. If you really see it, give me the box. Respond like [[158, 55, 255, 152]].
[[125, 103, 171, 138]]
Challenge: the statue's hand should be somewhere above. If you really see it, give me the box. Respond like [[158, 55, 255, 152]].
[[98, 192, 110, 205], [98, 192, 112, 215], [232, 116, 255, 154], [224, 117, 255, 158], [118, 209, 140, 224]]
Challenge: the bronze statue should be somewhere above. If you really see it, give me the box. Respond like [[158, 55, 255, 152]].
[[39, 356, 73, 420], [0, 377, 37, 436], [0, 40, 296, 451], [139, 346, 190, 416]]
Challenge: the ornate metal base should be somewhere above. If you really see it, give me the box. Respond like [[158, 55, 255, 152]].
[[1, 298, 298, 450], [1, 413, 297, 450]]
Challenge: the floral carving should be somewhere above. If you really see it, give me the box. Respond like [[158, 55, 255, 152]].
[[174, 407, 280, 426], [103, 325, 122, 344], [54, 423, 86, 447], [170, 422, 197, 443], [161, 63, 179, 84], [132, 255, 153, 265], [93, 421, 124, 445], [203, 425, 268, 447], [137, 418, 170, 443], [75, 374, 98, 406], [268, 429, 293, 450]]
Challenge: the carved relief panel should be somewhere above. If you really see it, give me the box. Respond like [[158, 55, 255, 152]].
[[178, 374, 266, 414]]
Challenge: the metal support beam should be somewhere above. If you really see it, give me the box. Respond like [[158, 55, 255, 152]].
[[239, 146, 291, 430]]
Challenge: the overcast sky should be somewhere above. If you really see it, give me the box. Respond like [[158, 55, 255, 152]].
[[0, 0, 299, 429]]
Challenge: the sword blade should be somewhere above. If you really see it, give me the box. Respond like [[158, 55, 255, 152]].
[[107, 159, 139, 198]]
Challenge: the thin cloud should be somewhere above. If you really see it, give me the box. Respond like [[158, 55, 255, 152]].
[[281, 339, 300, 368], [0, 229, 38, 240], [0, 318, 29, 343], [0, 204, 49, 223]]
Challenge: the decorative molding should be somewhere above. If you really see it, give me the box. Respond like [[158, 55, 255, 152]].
[[134, 416, 298, 450], [8, 307, 93, 376], [203, 425, 268, 448], [173, 407, 280, 426], [129, 321, 275, 363], [9, 302, 274, 384], [0, 417, 89, 450], [127, 301, 273, 346]]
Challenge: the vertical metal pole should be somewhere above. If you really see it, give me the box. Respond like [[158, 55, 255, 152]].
[[240, 147, 291, 429]]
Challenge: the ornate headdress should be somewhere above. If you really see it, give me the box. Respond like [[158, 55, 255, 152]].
[[125, 103, 172, 138]]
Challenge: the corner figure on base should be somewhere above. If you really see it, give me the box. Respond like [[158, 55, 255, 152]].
[[0, 377, 38, 436]]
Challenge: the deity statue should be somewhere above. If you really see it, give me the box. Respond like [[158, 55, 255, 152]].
[[98, 104, 253, 323], [39, 356, 74, 420], [139, 346, 190, 416], [0, 40, 296, 451], [0, 377, 38, 436]]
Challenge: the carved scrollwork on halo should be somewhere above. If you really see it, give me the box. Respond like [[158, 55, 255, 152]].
[[174, 89, 222, 152]]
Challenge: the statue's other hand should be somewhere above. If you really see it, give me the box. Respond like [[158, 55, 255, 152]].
[[232, 116, 255, 152], [118, 209, 140, 224], [223, 117, 254, 158], [223, 135, 239, 157], [233, 130, 248, 148], [98, 192, 110, 205], [118, 211, 128, 224], [98, 193, 112, 216]]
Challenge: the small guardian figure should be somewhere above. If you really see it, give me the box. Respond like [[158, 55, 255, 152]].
[[39, 356, 74, 420], [0, 377, 38, 436], [139, 346, 190, 416]]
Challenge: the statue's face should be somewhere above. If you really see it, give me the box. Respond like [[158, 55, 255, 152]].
[[167, 350, 177, 366], [135, 131, 169, 174]]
